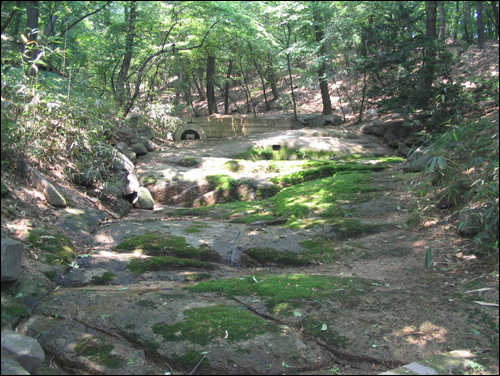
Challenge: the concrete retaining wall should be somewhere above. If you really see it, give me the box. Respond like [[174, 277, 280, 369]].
[[175, 116, 296, 141]]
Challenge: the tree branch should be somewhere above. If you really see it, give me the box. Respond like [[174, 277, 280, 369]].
[[124, 20, 220, 115], [63, 1, 112, 36]]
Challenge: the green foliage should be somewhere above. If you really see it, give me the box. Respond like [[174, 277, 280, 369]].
[[421, 116, 499, 255]]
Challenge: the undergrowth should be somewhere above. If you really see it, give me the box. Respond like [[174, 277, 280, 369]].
[[415, 114, 499, 256]]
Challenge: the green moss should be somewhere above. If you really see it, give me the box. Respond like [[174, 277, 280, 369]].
[[144, 340, 160, 353], [205, 174, 240, 191], [242, 248, 311, 267], [274, 173, 377, 220], [116, 232, 222, 262], [303, 317, 350, 349], [136, 299, 158, 309], [271, 162, 387, 188], [91, 272, 116, 285], [142, 176, 156, 186], [188, 274, 372, 310], [183, 222, 211, 234], [74, 337, 122, 369], [152, 303, 278, 346], [28, 228, 76, 265], [170, 351, 205, 369], [224, 160, 242, 172], [43, 270, 57, 280], [178, 157, 198, 167], [127, 256, 217, 274]]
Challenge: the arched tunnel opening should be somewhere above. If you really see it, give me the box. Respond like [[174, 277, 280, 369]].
[[181, 130, 201, 140]]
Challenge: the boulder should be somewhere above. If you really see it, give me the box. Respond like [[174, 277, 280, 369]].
[[1, 356, 30, 375], [458, 208, 483, 236], [360, 123, 373, 134], [370, 119, 386, 136], [125, 171, 141, 195], [18, 160, 67, 207], [324, 114, 342, 126], [1, 231, 25, 282], [130, 137, 158, 152], [133, 187, 154, 209], [1, 331, 45, 373], [310, 117, 326, 128], [130, 143, 148, 156], [402, 154, 434, 172], [111, 149, 135, 173]]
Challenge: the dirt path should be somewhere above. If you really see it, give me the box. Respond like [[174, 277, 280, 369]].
[[13, 127, 498, 375]]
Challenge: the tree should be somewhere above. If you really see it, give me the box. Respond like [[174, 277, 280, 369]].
[[116, 1, 137, 106], [477, 1, 485, 49], [312, 3, 333, 115], [491, 1, 500, 39], [438, 1, 446, 40], [425, 1, 438, 92], [206, 54, 217, 114]]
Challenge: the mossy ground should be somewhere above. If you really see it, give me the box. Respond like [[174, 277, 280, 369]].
[[91, 272, 116, 285], [152, 303, 278, 346], [116, 232, 222, 262], [187, 273, 374, 310], [27, 228, 76, 265], [74, 337, 122, 369]]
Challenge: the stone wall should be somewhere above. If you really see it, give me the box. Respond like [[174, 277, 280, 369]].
[[175, 116, 296, 141]]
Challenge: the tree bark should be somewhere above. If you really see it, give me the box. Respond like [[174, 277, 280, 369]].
[[491, 1, 500, 39], [224, 60, 232, 114], [424, 1, 437, 92], [477, 1, 485, 49], [176, 56, 184, 106], [116, 1, 137, 106], [463, 1, 471, 43], [206, 54, 217, 115], [267, 53, 280, 100], [26, 1, 39, 42], [314, 9, 333, 115], [437, 1, 446, 40]]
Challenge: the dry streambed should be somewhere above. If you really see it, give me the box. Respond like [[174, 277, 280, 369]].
[[13, 128, 499, 375]]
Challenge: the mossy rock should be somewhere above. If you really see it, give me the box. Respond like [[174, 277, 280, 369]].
[[27, 227, 76, 265], [116, 232, 223, 262], [127, 256, 217, 274], [1, 291, 25, 330], [242, 247, 311, 267], [152, 303, 278, 346], [74, 337, 123, 369]]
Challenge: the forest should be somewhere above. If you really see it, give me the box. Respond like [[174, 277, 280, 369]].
[[1, 1, 499, 375]]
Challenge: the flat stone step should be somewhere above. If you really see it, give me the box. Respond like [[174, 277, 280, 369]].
[[379, 350, 480, 375]]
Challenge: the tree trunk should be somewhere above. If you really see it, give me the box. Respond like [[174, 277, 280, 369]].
[[314, 9, 333, 115], [224, 60, 232, 114], [206, 54, 217, 115], [424, 1, 437, 92], [176, 56, 184, 106], [477, 1, 485, 49], [26, 1, 39, 42], [463, 1, 471, 43], [437, 1, 446, 40], [491, 1, 500, 39], [267, 53, 280, 100], [116, 1, 137, 107]]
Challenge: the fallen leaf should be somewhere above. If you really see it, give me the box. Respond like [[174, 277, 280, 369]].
[[473, 301, 499, 307], [465, 288, 493, 294]]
